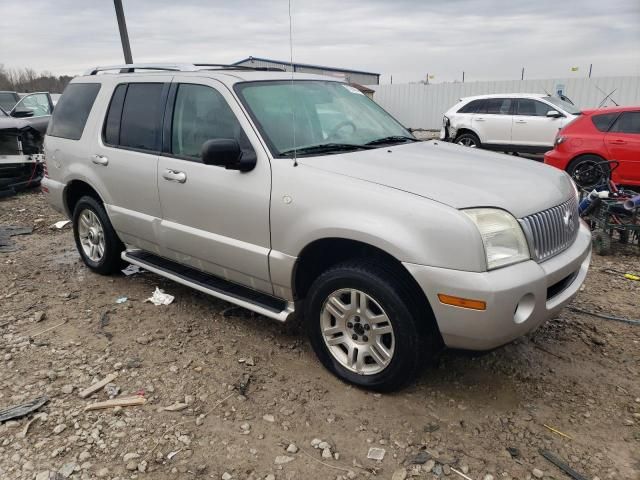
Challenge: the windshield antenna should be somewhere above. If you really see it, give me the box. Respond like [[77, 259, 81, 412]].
[[288, 0, 298, 167]]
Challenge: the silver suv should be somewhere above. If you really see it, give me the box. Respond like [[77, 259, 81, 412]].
[[43, 64, 591, 391]]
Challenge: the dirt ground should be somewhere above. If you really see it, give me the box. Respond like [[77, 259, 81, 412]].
[[1, 190, 639, 480]]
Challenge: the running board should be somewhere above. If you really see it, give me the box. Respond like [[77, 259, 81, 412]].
[[121, 250, 294, 322]]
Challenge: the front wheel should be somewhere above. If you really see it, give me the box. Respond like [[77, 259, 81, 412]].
[[73, 196, 125, 274], [304, 260, 438, 391]]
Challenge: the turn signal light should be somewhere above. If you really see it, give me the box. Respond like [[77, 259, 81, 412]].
[[437, 294, 486, 311]]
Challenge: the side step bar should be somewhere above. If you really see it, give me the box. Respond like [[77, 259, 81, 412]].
[[122, 250, 294, 322]]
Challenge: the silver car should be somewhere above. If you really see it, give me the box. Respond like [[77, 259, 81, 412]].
[[43, 64, 591, 391]]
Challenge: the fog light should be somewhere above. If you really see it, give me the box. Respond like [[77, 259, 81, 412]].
[[514, 293, 535, 324]]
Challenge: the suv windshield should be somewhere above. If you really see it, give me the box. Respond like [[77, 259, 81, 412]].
[[235, 81, 414, 157], [544, 96, 581, 115]]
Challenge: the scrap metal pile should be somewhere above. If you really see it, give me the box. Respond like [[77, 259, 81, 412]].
[[578, 160, 640, 254]]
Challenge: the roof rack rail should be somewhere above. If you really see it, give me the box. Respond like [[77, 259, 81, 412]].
[[85, 64, 198, 75], [85, 63, 286, 75]]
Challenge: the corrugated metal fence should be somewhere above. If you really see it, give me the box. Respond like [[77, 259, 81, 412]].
[[369, 76, 640, 130]]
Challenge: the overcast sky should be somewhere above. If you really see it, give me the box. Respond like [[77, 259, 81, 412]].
[[1, 0, 638, 84]]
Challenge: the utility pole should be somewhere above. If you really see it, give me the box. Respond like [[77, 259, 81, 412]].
[[462, 71, 465, 83], [588, 63, 593, 78], [521, 67, 524, 81], [390, 75, 393, 85], [113, 0, 133, 64]]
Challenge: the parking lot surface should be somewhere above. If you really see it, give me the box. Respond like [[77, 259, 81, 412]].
[[1, 191, 638, 480]]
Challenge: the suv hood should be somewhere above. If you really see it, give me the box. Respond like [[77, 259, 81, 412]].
[[300, 141, 573, 218]]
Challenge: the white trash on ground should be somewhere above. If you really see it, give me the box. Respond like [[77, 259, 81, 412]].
[[121, 264, 143, 276], [51, 220, 71, 229], [146, 287, 174, 306]]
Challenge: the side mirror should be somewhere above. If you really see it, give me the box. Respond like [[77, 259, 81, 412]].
[[546, 110, 563, 118], [12, 108, 34, 118], [201, 139, 256, 172]]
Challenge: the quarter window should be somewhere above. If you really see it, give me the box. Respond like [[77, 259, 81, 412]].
[[515, 99, 552, 116], [591, 113, 619, 132], [610, 112, 640, 134], [458, 99, 485, 114], [48, 83, 100, 140], [171, 84, 250, 159]]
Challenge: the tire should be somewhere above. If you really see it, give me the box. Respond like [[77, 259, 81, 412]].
[[567, 155, 609, 190], [592, 231, 611, 256], [72, 195, 125, 274], [618, 230, 629, 244], [455, 132, 481, 148], [304, 259, 440, 392]]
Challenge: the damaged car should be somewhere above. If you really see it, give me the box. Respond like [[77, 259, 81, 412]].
[[0, 92, 53, 196]]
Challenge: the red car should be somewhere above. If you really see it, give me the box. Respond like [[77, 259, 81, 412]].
[[544, 106, 640, 188]]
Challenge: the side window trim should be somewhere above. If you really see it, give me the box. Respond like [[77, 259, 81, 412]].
[[101, 81, 170, 154], [160, 81, 256, 163]]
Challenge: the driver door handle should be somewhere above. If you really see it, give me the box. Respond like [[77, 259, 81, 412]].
[[515, 120, 527, 124], [608, 139, 626, 145], [162, 169, 187, 183], [91, 154, 108, 166]]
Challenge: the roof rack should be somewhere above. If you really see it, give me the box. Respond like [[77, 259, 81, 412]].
[[85, 63, 285, 75]]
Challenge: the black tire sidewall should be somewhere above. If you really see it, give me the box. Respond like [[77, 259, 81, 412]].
[[568, 155, 608, 189], [305, 264, 423, 392], [72, 196, 124, 274]]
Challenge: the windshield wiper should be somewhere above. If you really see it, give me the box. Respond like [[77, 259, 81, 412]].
[[365, 136, 418, 146], [280, 143, 373, 157]]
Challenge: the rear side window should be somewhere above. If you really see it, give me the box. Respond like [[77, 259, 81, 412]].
[[103, 83, 165, 152], [484, 98, 512, 115], [610, 111, 640, 134], [591, 113, 619, 132], [48, 83, 100, 140], [458, 99, 484, 114], [515, 99, 550, 116]]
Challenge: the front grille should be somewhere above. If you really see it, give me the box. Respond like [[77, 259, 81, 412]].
[[520, 196, 579, 262]]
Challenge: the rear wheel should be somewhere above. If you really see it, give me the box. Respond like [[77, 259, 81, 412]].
[[567, 155, 609, 189], [72, 196, 125, 274], [455, 132, 480, 148], [304, 260, 439, 392]]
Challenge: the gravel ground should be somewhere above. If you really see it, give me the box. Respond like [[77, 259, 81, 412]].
[[1, 190, 639, 480]]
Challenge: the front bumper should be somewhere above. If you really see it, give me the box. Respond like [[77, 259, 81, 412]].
[[404, 221, 592, 350]]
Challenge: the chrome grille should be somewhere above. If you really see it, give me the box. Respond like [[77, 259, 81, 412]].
[[520, 196, 579, 262]]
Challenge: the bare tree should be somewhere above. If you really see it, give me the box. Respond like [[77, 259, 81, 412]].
[[0, 65, 73, 93]]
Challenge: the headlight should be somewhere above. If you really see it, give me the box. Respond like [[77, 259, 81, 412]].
[[463, 208, 530, 270]]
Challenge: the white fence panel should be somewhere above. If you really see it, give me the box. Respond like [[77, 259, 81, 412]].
[[369, 76, 640, 130]]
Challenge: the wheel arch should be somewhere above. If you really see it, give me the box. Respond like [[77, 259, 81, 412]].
[[292, 237, 439, 331], [454, 128, 481, 143], [63, 179, 105, 217]]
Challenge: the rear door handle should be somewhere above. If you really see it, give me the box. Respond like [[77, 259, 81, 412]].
[[162, 169, 187, 183], [475, 117, 485, 122], [515, 120, 527, 124], [91, 154, 108, 166]]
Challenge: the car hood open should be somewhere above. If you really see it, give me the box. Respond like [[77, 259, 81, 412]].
[[300, 140, 574, 219]]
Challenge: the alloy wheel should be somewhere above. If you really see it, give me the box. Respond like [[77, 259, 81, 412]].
[[320, 288, 395, 375], [77, 209, 106, 262]]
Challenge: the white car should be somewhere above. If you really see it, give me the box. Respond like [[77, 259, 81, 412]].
[[440, 94, 581, 154]]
